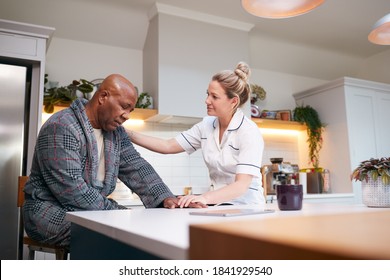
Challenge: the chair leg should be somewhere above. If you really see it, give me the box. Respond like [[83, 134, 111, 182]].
[[27, 247, 35, 260]]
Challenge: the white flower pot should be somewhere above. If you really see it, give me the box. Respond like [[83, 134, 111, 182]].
[[362, 178, 390, 207]]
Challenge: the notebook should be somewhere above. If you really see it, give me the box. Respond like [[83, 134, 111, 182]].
[[189, 208, 275, 217]]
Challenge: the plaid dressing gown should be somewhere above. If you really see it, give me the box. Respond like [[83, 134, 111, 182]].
[[23, 99, 174, 246]]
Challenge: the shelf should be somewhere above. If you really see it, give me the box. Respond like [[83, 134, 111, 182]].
[[252, 118, 306, 130], [130, 108, 157, 120], [43, 106, 157, 121], [45, 107, 304, 129]]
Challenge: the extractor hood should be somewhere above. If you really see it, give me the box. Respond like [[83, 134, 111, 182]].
[[142, 3, 253, 125]]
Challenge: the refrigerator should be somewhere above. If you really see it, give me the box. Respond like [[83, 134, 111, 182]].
[[0, 63, 29, 259]]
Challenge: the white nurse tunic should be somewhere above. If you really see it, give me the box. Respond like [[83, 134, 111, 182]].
[[175, 108, 265, 205]]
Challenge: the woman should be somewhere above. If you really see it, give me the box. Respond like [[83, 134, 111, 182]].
[[128, 62, 265, 206]]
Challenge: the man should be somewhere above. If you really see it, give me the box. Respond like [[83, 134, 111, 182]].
[[23, 74, 205, 247]]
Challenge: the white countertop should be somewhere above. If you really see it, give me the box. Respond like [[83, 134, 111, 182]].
[[65, 203, 382, 260]]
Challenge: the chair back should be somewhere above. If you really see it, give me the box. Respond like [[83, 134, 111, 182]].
[[17, 176, 28, 259], [17, 176, 28, 207]]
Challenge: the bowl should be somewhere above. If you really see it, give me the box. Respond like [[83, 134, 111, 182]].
[[270, 158, 283, 164]]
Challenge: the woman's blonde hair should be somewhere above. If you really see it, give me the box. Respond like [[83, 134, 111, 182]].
[[211, 62, 251, 109]]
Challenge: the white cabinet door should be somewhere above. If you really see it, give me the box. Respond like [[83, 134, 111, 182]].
[[346, 87, 390, 163], [345, 86, 377, 165], [375, 91, 390, 157]]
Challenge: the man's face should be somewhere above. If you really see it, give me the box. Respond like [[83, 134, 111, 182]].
[[98, 87, 137, 131]]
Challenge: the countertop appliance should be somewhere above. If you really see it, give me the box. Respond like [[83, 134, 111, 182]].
[[0, 62, 29, 259], [261, 161, 299, 195]]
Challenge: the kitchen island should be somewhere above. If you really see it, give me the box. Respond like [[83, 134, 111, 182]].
[[66, 203, 390, 260]]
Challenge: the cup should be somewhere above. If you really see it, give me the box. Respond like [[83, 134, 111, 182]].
[[276, 184, 303, 210]]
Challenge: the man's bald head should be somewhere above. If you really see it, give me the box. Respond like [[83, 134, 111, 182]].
[[86, 74, 138, 130]]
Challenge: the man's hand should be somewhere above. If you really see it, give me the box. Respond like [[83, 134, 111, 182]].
[[163, 197, 207, 209]]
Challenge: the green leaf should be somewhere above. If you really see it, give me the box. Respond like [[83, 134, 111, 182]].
[[80, 79, 94, 86], [44, 103, 54, 114], [293, 104, 324, 168], [77, 83, 94, 94]]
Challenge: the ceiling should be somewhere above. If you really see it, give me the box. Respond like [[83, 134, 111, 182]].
[[1, 0, 390, 59]]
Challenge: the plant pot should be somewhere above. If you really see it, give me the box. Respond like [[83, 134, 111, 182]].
[[362, 178, 390, 207], [306, 172, 323, 193]]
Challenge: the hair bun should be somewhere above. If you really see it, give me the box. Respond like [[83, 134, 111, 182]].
[[234, 62, 250, 82], [235, 68, 248, 81]]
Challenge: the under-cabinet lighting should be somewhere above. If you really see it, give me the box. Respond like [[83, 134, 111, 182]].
[[41, 112, 51, 124], [123, 119, 145, 127], [259, 128, 300, 136]]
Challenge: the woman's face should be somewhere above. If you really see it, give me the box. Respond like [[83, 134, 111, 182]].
[[205, 80, 237, 117]]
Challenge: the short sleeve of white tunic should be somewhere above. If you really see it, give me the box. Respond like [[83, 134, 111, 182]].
[[175, 109, 264, 183]]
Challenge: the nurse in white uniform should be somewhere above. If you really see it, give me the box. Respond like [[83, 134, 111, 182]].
[[127, 62, 265, 206]]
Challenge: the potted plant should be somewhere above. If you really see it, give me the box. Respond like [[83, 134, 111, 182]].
[[351, 157, 390, 207], [135, 92, 152, 109], [43, 74, 94, 113], [250, 84, 266, 118], [293, 104, 325, 169], [250, 83, 266, 104]]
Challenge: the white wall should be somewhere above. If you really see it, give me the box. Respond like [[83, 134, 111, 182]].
[[249, 33, 364, 81], [45, 38, 143, 90], [249, 68, 327, 111], [356, 49, 390, 84]]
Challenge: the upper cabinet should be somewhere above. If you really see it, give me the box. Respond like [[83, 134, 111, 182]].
[[0, 19, 54, 61], [293, 77, 390, 202], [143, 4, 253, 121]]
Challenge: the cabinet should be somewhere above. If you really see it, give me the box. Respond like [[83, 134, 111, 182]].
[[293, 77, 390, 203]]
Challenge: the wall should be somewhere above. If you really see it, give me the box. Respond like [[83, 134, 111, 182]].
[[45, 38, 143, 90], [249, 68, 327, 111], [249, 33, 365, 81], [356, 49, 390, 84]]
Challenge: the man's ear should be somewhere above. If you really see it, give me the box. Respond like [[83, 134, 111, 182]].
[[98, 90, 109, 105]]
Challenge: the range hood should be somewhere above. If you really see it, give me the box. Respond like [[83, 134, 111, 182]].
[[142, 3, 253, 125]]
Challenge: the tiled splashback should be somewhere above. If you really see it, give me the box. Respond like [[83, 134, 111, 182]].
[[261, 133, 300, 166], [127, 122, 300, 194]]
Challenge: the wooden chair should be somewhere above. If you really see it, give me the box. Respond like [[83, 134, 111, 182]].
[[17, 176, 70, 260]]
